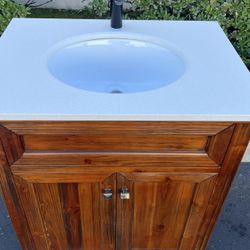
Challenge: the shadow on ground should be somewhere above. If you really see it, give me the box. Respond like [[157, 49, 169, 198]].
[[0, 163, 249, 250]]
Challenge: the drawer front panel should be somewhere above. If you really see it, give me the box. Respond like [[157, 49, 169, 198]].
[[1, 121, 235, 167], [23, 134, 208, 152]]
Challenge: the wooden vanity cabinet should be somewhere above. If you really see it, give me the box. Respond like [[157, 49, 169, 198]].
[[0, 121, 249, 250]]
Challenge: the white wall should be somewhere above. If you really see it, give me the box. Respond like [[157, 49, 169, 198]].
[[15, 0, 90, 9]]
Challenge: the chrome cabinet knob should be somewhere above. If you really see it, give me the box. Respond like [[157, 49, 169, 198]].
[[119, 187, 130, 199], [103, 188, 113, 200]]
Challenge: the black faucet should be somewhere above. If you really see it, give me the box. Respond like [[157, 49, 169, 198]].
[[110, 0, 125, 29]]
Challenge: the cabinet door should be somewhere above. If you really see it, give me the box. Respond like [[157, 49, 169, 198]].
[[13, 169, 116, 250], [116, 172, 217, 250]]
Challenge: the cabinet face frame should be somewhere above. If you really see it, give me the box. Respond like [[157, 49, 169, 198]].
[[0, 121, 249, 250]]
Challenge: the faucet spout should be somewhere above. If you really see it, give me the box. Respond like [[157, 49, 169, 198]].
[[110, 0, 124, 29]]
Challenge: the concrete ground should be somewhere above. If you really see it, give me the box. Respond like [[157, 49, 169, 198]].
[[0, 163, 249, 250]]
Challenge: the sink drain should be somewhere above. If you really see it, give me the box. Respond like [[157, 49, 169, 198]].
[[110, 89, 123, 94], [107, 85, 125, 94]]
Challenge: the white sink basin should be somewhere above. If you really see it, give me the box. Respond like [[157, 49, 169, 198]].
[[47, 35, 185, 94]]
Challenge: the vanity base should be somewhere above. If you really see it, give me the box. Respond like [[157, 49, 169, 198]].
[[0, 121, 249, 250]]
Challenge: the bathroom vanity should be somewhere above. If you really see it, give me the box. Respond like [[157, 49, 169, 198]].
[[0, 19, 250, 250]]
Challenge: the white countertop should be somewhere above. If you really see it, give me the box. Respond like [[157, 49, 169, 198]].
[[0, 18, 249, 121]]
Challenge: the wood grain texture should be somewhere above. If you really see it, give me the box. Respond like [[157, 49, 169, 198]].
[[0, 124, 24, 164], [0, 184, 3, 198], [13, 169, 115, 183], [1, 121, 232, 135], [12, 167, 117, 250], [14, 175, 50, 249], [207, 125, 235, 165], [12, 165, 220, 185], [0, 126, 34, 249], [79, 174, 116, 250], [119, 172, 217, 183], [22, 134, 208, 152], [100, 174, 117, 250], [34, 183, 69, 249], [196, 123, 250, 249], [59, 183, 82, 249], [116, 172, 217, 250], [116, 173, 133, 250], [0, 121, 249, 250], [15, 152, 218, 167], [179, 175, 217, 249]]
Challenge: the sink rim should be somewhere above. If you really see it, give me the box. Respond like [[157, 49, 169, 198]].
[[45, 32, 187, 64], [45, 32, 188, 94]]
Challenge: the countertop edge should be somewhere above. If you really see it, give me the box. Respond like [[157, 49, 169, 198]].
[[1, 114, 250, 122]]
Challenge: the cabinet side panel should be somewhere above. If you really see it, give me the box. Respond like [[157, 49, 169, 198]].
[[207, 125, 235, 165], [0, 129, 34, 249], [196, 124, 250, 249]]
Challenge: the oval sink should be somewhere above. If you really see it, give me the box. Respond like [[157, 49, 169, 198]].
[[47, 38, 185, 94]]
